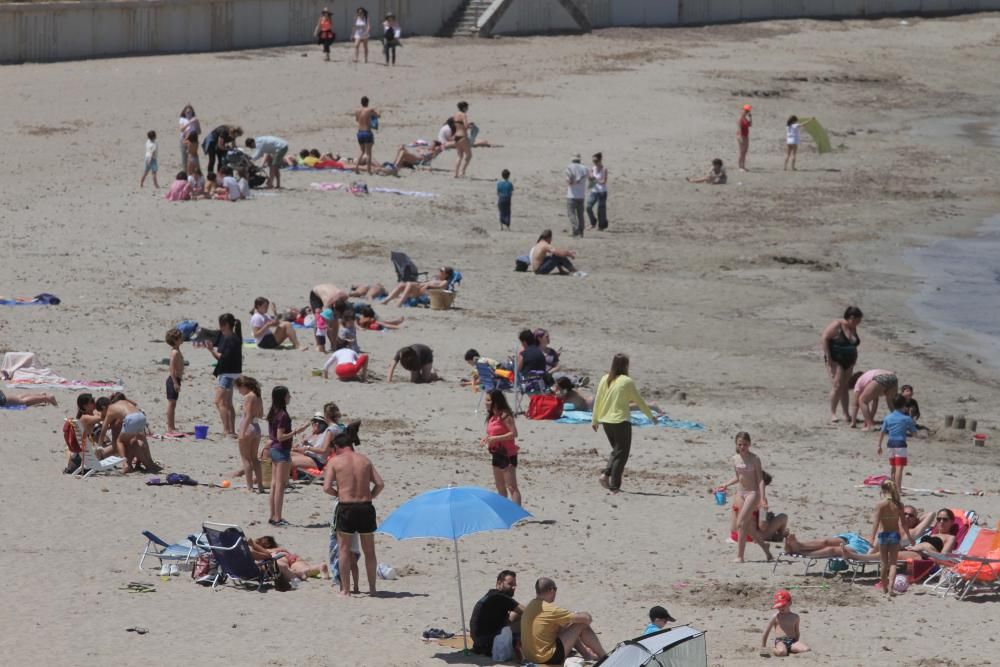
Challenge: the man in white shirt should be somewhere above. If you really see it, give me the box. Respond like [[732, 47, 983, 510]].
[[565, 154, 589, 238], [245, 136, 289, 189]]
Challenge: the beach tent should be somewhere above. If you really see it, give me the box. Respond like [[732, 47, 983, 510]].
[[595, 626, 707, 667]]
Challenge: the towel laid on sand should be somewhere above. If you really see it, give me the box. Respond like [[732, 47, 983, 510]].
[[0, 293, 60, 306], [556, 409, 704, 430], [5, 366, 124, 391], [1, 404, 28, 411], [242, 338, 293, 349], [311, 182, 436, 197]]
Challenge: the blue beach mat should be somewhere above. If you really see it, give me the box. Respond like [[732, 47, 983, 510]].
[[556, 409, 704, 430], [0, 293, 60, 306], [1, 404, 28, 411]]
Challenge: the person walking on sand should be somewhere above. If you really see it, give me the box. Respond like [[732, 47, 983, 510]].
[[452, 101, 474, 178], [481, 390, 522, 506], [586, 152, 608, 230], [315, 8, 335, 61], [234, 375, 265, 494], [322, 422, 384, 597], [737, 104, 752, 171], [870, 480, 912, 596], [878, 395, 917, 492], [820, 306, 862, 424], [354, 96, 379, 175], [591, 353, 657, 493], [565, 154, 589, 237], [713, 431, 772, 563], [140, 130, 159, 188], [496, 169, 513, 230], [760, 590, 809, 657], [352, 7, 370, 64]]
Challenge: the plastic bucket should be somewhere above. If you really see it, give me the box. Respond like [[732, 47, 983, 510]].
[[194, 424, 209, 440], [973, 433, 987, 447], [714, 490, 727, 506]]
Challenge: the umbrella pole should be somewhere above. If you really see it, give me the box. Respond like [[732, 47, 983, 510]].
[[453, 537, 469, 654]]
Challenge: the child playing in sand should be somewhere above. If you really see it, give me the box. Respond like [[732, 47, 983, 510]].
[[336, 310, 360, 353], [877, 395, 917, 491], [871, 479, 912, 596], [461, 349, 510, 387], [188, 168, 206, 199], [713, 431, 772, 562], [644, 605, 676, 635], [497, 168, 513, 230], [165, 327, 184, 433], [141, 130, 159, 188], [322, 341, 369, 382], [760, 590, 809, 657], [165, 171, 191, 201], [204, 171, 219, 198]]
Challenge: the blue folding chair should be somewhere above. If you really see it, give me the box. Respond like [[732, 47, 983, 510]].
[[138, 531, 205, 571], [513, 348, 549, 414], [474, 361, 512, 413], [198, 522, 287, 591]]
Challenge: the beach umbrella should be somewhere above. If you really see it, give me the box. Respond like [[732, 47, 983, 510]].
[[377, 486, 532, 652]]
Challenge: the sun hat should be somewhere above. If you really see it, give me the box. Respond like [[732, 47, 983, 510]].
[[772, 590, 792, 609], [311, 412, 327, 424]]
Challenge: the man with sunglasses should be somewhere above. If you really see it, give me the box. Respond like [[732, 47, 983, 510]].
[[521, 578, 605, 664]]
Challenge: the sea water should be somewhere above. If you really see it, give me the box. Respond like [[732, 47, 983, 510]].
[[906, 215, 1000, 367]]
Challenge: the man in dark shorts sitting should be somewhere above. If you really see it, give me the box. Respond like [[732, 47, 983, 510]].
[[470, 570, 524, 657], [322, 422, 384, 597], [387, 343, 439, 383], [521, 578, 605, 664]]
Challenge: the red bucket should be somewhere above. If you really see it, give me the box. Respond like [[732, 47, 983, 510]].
[[973, 433, 987, 447]]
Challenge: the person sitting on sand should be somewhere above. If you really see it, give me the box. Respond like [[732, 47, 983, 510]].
[[521, 577, 606, 664], [470, 570, 524, 657], [554, 377, 593, 411], [382, 266, 455, 307], [530, 229, 577, 275], [290, 412, 331, 473], [248, 535, 330, 582], [0, 388, 57, 408], [729, 471, 788, 544], [356, 304, 403, 330], [387, 343, 438, 383], [686, 158, 727, 184], [95, 394, 161, 473], [760, 589, 809, 657], [250, 297, 302, 350], [850, 368, 899, 430]]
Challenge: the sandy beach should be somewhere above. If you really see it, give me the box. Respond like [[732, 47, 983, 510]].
[[1, 14, 1000, 666]]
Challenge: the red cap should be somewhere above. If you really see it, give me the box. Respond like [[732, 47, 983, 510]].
[[772, 589, 791, 609]]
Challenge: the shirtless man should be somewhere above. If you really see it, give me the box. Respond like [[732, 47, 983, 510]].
[[322, 422, 384, 597], [309, 284, 350, 314], [354, 96, 379, 175], [95, 395, 161, 473], [530, 229, 576, 275], [452, 101, 473, 178]]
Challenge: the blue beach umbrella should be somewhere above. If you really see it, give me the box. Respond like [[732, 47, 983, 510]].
[[377, 486, 532, 652]]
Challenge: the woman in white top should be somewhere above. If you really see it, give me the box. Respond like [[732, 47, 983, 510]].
[[586, 152, 609, 230], [785, 115, 812, 171], [352, 7, 370, 64], [178, 104, 200, 169], [249, 297, 301, 350]]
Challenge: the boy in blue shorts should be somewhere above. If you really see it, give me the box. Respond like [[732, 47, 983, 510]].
[[877, 395, 917, 490], [496, 169, 513, 230]]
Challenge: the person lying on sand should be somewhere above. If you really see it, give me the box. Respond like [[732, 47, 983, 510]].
[[0, 388, 57, 408], [686, 158, 727, 184], [249, 536, 330, 582], [356, 304, 403, 330]]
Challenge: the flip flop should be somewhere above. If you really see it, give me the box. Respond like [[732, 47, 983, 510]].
[[126, 627, 149, 635]]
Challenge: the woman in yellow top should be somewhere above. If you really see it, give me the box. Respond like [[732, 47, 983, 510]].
[[591, 353, 657, 493]]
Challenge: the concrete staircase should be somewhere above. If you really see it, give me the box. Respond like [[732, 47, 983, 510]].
[[442, 0, 493, 37]]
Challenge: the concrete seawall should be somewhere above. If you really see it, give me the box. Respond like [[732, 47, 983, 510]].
[[2, 0, 998, 64]]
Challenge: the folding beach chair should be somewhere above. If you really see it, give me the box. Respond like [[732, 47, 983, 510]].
[[73, 441, 126, 477], [925, 525, 999, 599], [390, 251, 426, 284], [513, 348, 549, 415], [197, 522, 286, 592], [138, 531, 205, 571], [474, 361, 512, 413], [772, 532, 877, 582]]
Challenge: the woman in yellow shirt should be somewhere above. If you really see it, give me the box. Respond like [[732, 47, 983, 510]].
[[591, 353, 656, 493]]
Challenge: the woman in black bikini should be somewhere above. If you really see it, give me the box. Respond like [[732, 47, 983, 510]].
[[820, 306, 862, 423]]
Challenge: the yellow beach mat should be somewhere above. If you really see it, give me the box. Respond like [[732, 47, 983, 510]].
[[803, 117, 832, 154]]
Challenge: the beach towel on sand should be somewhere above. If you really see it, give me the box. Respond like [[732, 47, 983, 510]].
[[6, 367, 124, 391], [0, 293, 60, 306], [556, 409, 704, 430]]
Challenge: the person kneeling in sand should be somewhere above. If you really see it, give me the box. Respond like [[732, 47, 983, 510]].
[[323, 340, 369, 382], [686, 158, 727, 184], [760, 590, 809, 657], [387, 343, 439, 383], [95, 394, 161, 473], [521, 577, 606, 664]]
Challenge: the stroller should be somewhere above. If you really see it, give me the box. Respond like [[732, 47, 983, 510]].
[[221, 149, 267, 189]]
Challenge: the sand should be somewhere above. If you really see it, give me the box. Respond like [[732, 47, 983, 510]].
[[1, 14, 1000, 667]]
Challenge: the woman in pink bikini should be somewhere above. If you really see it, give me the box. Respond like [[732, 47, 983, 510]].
[[481, 389, 521, 506], [713, 431, 772, 562]]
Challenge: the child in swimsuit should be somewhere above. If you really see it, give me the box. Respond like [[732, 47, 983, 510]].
[[870, 480, 912, 596], [713, 432, 772, 563], [760, 590, 809, 657]]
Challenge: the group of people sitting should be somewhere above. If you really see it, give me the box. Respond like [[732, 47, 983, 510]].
[[68, 392, 161, 474]]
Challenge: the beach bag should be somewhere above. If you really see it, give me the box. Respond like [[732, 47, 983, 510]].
[[63, 419, 82, 454], [191, 553, 218, 584], [514, 255, 530, 272], [527, 394, 563, 420]]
